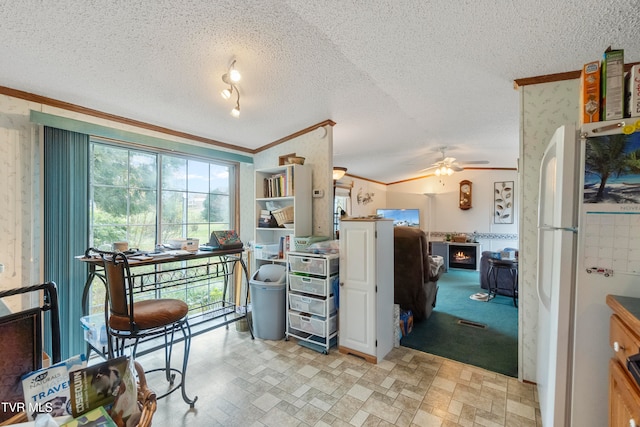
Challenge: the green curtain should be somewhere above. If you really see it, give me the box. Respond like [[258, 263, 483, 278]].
[[43, 126, 89, 359]]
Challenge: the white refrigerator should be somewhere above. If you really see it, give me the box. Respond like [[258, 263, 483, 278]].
[[537, 120, 640, 426]]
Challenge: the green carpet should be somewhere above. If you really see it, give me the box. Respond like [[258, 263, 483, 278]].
[[400, 269, 518, 377]]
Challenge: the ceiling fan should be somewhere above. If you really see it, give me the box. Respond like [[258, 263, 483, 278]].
[[420, 147, 489, 176]]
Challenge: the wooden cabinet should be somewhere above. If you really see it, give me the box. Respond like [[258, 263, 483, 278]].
[[286, 252, 339, 354], [607, 295, 640, 427], [254, 165, 311, 271], [610, 359, 640, 427], [338, 219, 393, 363]]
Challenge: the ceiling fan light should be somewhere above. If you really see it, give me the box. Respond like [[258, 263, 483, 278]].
[[220, 87, 232, 100], [435, 168, 441, 176], [333, 167, 347, 180], [447, 167, 454, 175]]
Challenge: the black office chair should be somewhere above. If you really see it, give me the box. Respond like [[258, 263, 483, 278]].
[[90, 249, 197, 407], [0, 282, 61, 424]]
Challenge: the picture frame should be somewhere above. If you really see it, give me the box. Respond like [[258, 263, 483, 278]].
[[494, 181, 514, 224]]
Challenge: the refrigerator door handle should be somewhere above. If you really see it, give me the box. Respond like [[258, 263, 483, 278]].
[[537, 267, 550, 310], [538, 225, 578, 233]]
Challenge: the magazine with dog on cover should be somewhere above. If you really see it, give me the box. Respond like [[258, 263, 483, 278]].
[[68, 356, 128, 418]]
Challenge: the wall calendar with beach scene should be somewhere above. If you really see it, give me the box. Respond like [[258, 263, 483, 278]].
[[582, 129, 640, 275]]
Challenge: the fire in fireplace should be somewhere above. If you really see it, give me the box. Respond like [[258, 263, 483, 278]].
[[449, 244, 478, 270]]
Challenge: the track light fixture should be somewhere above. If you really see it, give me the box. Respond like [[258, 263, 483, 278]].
[[221, 59, 241, 117]]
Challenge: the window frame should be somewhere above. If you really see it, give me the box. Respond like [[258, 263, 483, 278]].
[[89, 137, 239, 251]]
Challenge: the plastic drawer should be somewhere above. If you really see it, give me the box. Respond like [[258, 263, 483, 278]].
[[288, 312, 337, 337], [254, 243, 280, 260], [289, 294, 335, 317], [80, 313, 108, 349], [288, 254, 338, 276], [288, 274, 328, 296]]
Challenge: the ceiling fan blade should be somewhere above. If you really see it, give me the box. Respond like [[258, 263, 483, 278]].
[[418, 165, 438, 172], [462, 160, 490, 165], [451, 164, 464, 172]]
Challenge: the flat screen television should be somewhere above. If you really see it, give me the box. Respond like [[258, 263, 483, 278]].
[[376, 208, 420, 228]]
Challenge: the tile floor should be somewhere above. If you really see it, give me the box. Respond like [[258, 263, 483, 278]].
[[137, 323, 541, 427]]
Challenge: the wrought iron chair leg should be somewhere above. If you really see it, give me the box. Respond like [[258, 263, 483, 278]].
[[180, 321, 197, 408], [163, 326, 176, 384]]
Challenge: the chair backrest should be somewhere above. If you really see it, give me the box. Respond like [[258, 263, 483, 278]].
[[96, 251, 136, 330], [0, 282, 61, 422], [102, 253, 131, 318], [393, 226, 429, 282]]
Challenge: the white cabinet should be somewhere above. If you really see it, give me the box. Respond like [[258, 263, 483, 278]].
[[338, 219, 394, 363], [286, 251, 339, 354], [254, 165, 312, 271]]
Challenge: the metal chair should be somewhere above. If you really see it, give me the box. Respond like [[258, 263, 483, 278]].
[[93, 249, 197, 407], [0, 282, 61, 423]]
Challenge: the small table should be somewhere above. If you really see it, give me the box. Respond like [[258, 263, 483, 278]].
[[486, 258, 518, 307]]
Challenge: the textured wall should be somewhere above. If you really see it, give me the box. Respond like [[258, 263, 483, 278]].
[[519, 79, 579, 381], [0, 95, 40, 300]]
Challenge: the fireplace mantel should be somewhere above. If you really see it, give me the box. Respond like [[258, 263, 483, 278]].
[[429, 241, 482, 272]]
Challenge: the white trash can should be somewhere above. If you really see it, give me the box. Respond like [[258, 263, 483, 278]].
[[249, 264, 286, 340]]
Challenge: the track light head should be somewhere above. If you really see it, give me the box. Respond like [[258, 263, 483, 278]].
[[229, 68, 241, 83], [221, 87, 232, 100], [231, 102, 240, 118]]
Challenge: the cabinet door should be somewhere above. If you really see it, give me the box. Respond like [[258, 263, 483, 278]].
[[610, 359, 640, 427], [339, 221, 376, 355]]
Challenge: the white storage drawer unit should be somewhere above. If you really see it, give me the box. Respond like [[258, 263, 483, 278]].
[[289, 254, 339, 276], [289, 293, 335, 317], [286, 251, 339, 354], [288, 312, 337, 337]]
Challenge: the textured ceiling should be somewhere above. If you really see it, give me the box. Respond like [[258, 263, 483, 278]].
[[1, 1, 639, 183]]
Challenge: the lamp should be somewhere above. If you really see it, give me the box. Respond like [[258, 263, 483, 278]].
[[221, 60, 241, 117], [333, 167, 347, 180]]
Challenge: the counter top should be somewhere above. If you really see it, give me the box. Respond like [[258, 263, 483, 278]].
[[607, 294, 640, 331], [76, 248, 244, 267]]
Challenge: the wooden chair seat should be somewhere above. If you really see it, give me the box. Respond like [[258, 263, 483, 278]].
[[109, 299, 188, 332]]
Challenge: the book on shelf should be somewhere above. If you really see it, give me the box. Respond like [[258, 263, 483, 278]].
[[601, 47, 624, 121], [278, 235, 290, 259], [262, 168, 296, 197]]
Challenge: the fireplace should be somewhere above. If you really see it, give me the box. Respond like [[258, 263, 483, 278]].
[[449, 244, 478, 270]]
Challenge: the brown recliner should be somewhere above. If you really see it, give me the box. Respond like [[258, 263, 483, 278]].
[[393, 226, 443, 321]]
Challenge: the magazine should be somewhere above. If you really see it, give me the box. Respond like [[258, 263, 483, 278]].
[[69, 356, 128, 418], [21, 354, 87, 420], [61, 406, 117, 427], [109, 358, 142, 427]]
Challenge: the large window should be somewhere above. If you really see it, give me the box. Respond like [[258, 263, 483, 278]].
[[87, 139, 236, 316], [90, 140, 235, 251]]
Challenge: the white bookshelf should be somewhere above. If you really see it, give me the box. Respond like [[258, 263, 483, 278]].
[[254, 164, 312, 271]]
